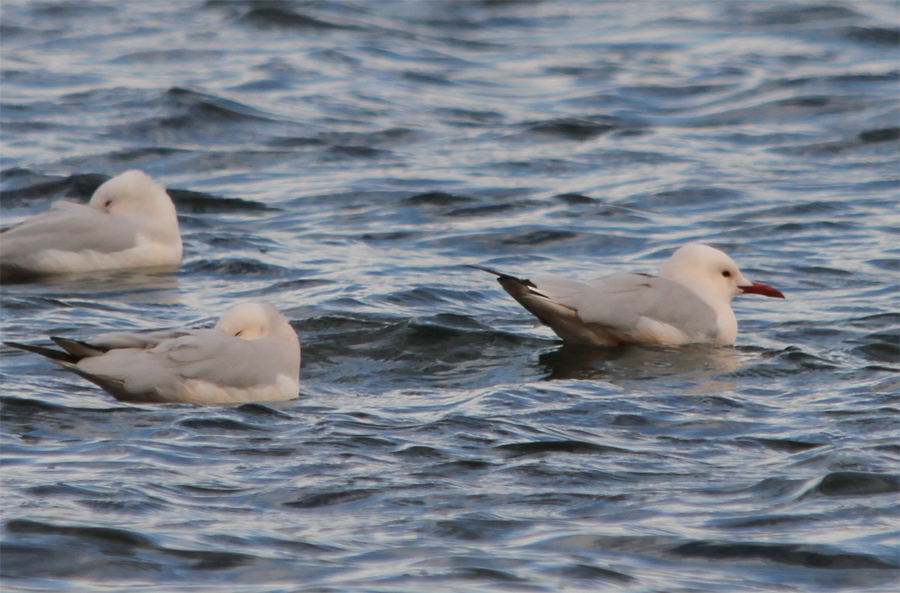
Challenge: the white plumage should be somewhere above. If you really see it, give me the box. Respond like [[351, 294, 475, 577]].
[[1, 170, 182, 279], [4, 303, 301, 405], [477, 243, 784, 347]]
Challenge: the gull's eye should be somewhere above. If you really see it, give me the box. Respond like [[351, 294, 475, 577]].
[[722, 270, 731, 278], [104, 199, 113, 208], [235, 330, 244, 337]]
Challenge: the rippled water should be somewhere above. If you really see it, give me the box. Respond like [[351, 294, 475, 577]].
[[2, 1, 898, 591]]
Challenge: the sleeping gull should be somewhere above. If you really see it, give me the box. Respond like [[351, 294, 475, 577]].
[[474, 243, 784, 347], [1, 170, 182, 279], [4, 303, 301, 404]]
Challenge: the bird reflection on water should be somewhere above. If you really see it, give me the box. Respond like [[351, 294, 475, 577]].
[[538, 343, 747, 387], [2, 268, 182, 305]]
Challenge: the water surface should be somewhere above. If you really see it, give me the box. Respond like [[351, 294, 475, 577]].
[[1, 1, 898, 591]]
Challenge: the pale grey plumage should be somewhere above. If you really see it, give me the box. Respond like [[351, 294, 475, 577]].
[[1, 202, 139, 256], [1, 170, 182, 279], [4, 303, 301, 405], [530, 272, 720, 343], [477, 244, 784, 347]]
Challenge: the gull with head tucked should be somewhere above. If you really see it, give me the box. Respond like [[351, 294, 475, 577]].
[[0, 170, 182, 279], [4, 303, 301, 405], [474, 243, 785, 347]]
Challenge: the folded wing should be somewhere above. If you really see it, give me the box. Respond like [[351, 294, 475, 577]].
[[2, 202, 139, 257], [493, 270, 720, 346], [76, 329, 292, 403]]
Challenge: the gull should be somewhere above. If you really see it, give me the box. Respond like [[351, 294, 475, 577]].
[[4, 303, 301, 404], [1, 170, 182, 279], [474, 243, 785, 347]]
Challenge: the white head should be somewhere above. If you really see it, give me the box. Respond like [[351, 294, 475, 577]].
[[659, 244, 784, 307], [215, 302, 301, 380], [215, 302, 292, 340], [89, 170, 179, 223]]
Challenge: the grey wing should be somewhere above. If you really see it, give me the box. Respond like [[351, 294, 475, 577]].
[[1, 202, 138, 259], [89, 328, 193, 350], [529, 274, 593, 303], [151, 330, 281, 389], [547, 273, 719, 338], [76, 331, 273, 397], [0, 220, 26, 234]]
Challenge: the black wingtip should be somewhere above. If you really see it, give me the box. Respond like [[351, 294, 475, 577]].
[[468, 264, 538, 288], [466, 264, 502, 276], [3, 341, 79, 364], [51, 336, 109, 357]]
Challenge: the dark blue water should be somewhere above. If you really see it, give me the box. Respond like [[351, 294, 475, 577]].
[[2, 1, 898, 591]]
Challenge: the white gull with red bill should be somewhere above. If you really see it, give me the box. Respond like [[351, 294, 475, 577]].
[[475, 243, 785, 347]]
